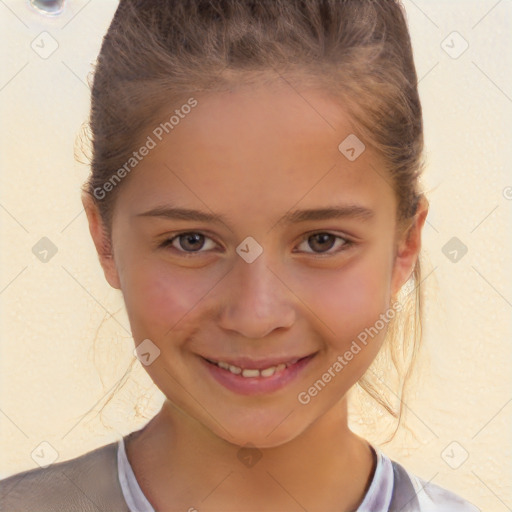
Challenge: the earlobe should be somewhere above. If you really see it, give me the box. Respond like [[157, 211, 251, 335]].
[[391, 196, 429, 296], [81, 191, 122, 290]]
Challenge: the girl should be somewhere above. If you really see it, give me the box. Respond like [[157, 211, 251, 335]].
[[0, 1, 479, 510]]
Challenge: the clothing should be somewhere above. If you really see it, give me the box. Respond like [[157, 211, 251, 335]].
[[0, 434, 480, 511]]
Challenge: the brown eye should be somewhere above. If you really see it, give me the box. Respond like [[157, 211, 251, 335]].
[[177, 233, 205, 252], [296, 232, 353, 255], [308, 233, 336, 252], [160, 232, 217, 254]]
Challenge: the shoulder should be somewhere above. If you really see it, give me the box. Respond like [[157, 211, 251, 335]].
[[389, 459, 480, 512], [0, 440, 130, 512]]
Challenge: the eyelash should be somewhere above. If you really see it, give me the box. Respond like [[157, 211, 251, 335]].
[[158, 231, 354, 258]]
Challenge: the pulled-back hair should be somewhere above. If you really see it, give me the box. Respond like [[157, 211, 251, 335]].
[[83, 0, 427, 440]]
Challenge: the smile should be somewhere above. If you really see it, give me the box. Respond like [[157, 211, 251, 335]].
[[201, 353, 317, 395], [205, 359, 299, 378]]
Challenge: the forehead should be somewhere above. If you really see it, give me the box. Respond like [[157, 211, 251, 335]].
[[115, 84, 396, 224]]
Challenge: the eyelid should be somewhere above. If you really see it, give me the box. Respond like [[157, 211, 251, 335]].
[[158, 231, 219, 254], [294, 232, 353, 255]]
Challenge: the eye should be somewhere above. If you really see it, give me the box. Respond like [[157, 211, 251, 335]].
[[159, 232, 217, 254], [159, 231, 354, 257], [295, 232, 353, 255]]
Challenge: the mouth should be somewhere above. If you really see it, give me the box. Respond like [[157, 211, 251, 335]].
[[200, 353, 317, 395]]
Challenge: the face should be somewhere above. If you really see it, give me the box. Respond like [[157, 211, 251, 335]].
[[84, 82, 426, 448]]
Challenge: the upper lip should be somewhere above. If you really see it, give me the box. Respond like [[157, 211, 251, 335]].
[[201, 353, 316, 370]]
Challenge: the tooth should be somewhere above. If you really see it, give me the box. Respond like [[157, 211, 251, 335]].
[[228, 365, 242, 374], [218, 361, 293, 377], [241, 368, 260, 378], [260, 366, 277, 377]]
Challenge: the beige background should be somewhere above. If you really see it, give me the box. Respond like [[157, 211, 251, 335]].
[[1, 1, 511, 510]]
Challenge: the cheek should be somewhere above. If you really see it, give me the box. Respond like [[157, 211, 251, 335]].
[[301, 252, 395, 345], [120, 259, 205, 339]]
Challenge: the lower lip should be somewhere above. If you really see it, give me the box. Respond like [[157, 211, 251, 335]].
[[201, 354, 316, 395]]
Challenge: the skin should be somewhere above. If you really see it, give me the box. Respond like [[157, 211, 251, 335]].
[[83, 82, 428, 511]]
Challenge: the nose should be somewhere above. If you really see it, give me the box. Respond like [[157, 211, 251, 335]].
[[217, 252, 296, 339]]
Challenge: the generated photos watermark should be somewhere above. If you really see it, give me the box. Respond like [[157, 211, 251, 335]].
[[93, 97, 198, 200], [297, 300, 402, 405]]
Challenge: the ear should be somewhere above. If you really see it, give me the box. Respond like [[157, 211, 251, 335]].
[[81, 191, 121, 290], [390, 195, 429, 296]]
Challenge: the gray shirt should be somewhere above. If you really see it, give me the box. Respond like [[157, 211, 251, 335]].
[[0, 436, 480, 511]]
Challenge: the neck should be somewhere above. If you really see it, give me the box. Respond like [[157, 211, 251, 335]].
[[125, 398, 376, 511]]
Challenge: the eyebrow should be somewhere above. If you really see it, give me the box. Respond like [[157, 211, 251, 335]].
[[135, 204, 375, 226]]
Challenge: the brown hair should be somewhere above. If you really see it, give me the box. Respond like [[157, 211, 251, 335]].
[[82, 0, 427, 440]]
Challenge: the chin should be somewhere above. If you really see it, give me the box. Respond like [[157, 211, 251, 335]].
[[205, 409, 311, 449]]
